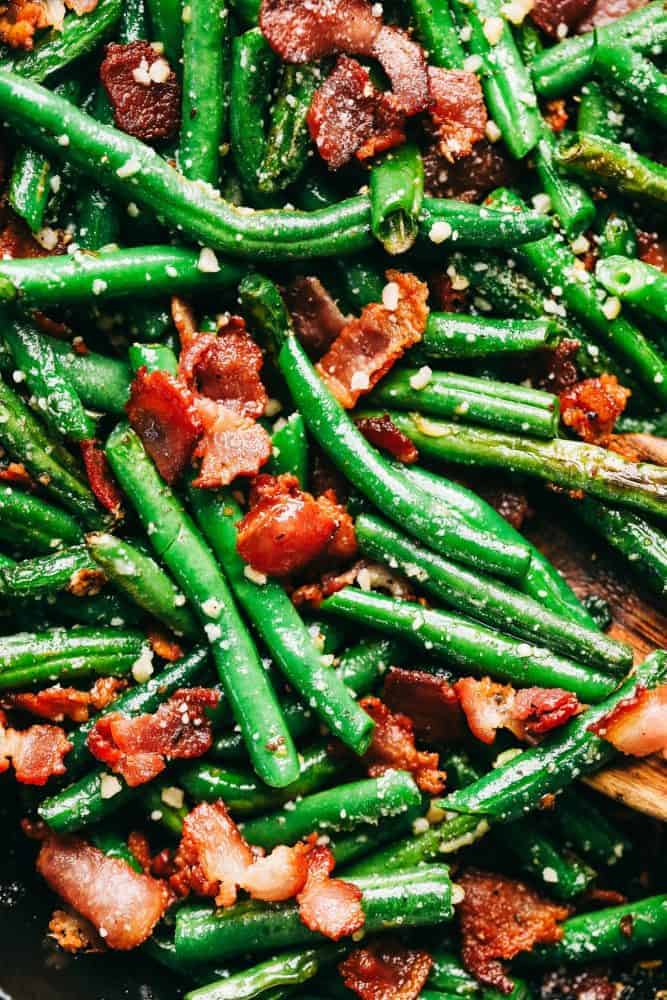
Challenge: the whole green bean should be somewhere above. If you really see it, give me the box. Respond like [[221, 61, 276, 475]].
[[229, 29, 278, 203], [417, 313, 557, 360], [594, 45, 667, 130], [370, 143, 424, 255], [556, 131, 667, 205], [105, 424, 299, 789], [179, 0, 228, 185], [0, 625, 147, 672], [534, 124, 596, 239], [0, 650, 143, 690], [129, 341, 179, 377], [321, 587, 617, 701], [185, 947, 342, 1000], [596, 255, 667, 323]]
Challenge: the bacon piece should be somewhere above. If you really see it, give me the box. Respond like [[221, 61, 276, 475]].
[[535, 338, 581, 394], [80, 439, 123, 515], [0, 461, 33, 488], [260, 0, 381, 63], [559, 374, 630, 444], [339, 940, 433, 1000], [192, 396, 271, 488], [284, 276, 349, 356], [317, 270, 429, 409], [356, 415, 419, 464], [237, 473, 338, 576], [48, 907, 104, 954], [179, 328, 267, 418], [455, 677, 580, 745], [317, 488, 358, 562], [428, 67, 487, 162], [638, 233, 667, 273], [360, 695, 446, 794], [0, 710, 71, 784], [6, 686, 91, 723], [171, 296, 198, 348], [589, 684, 667, 758], [171, 801, 309, 906], [424, 139, 516, 203], [37, 835, 170, 950], [307, 56, 406, 169], [297, 845, 364, 941], [0, 212, 50, 257], [382, 668, 464, 743], [147, 626, 183, 662], [100, 41, 180, 142], [372, 25, 429, 116], [530, 0, 595, 36], [126, 367, 201, 484], [609, 432, 667, 467], [457, 869, 570, 993], [0, 0, 50, 49], [86, 687, 218, 787], [577, 0, 647, 32], [544, 99, 569, 133], [90, 676, 127, 710]]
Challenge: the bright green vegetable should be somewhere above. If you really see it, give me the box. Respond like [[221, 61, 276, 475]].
[[418, 313, 557, 360], [596, 254, 667, 323], [370, 144, 424, 255], [556, 131, 667, 205]]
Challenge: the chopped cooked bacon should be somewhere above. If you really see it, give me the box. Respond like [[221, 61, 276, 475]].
[[171, 296, 198, 348], [428, 67, 487, 162], [297, 845, 364, 941], [0, 462, 33, 487], [0, 212, 50, 257], [455, 677, 580, 745], [360, 695, 446, 794], [424, 139, 516, 203], [80, 439, 123, 516], [536, 339, 581, 394], [307, 57, 406, 169], [126, 367, 201, 484], [577, 0, 647, 32], [147, 626, 183, 662], [0, 710, 71, 784], [638, 232, 667, 273], [530, 0, 595, 36], [317, 270, 429, 409], [86, 688, 218, 787], [37, 835, 170, 950], [339, 940, 433, 1000], [6, 687, 92, 723], [544, 99, 569, 133], [100, 41, 180, 143], [589, 683, 667, 758], [356, 415, 419, 464], [237, 473, 341, 576], [372, 25, 429, 116], [0, 0, 49, 49], [559, 374, 631, 444], [192, 396, 271, 488], [178, 328, 267, 418], [284, 276, 349, 356], [382, 668, 463, 743], [457, 869, 570, 993], [48, 907, 104, 954], [260, 0, 382, 63], [171, 801, 309, 906], [317, 488, 359, 562], [609, 432, 667, 467], [67, 566, 106, 598], [90, 676, 127, 710], [429, 271, 469, 313]]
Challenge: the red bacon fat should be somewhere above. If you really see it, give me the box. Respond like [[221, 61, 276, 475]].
[[297, 844, 365, 940], [356, 415, 419, 464], [80, 439, 123, 515], [126, 367, 202, 484], [559, 374, 631, 444], [382, 667, 464, 743]]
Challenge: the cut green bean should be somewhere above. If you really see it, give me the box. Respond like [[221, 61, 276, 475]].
[[556, 131, 667, 205], [409, 0, 464, 67], [179, 0, 228, 185], [370, 144, 424, 255], [417, 313, 557, 360], [596, 206, 637, 260], [268, 413, 308, 486], [0, 650, 143, 690], [554, 789, 632, 867], [577, 82, 623, 142], [0, 544, 100, 599], [534, 124, 596, 239], [146, 0, 183, 66], [9, 145, 50, 233], [185, 947, 342, 1000], [596, 255, 667, 323], [594, 45, 667, 130], [260, 64, 319, 195], [129, 341, 179, 377], [0, 484, 82, 549]]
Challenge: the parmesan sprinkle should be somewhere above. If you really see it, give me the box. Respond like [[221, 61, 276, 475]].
[[161, 786, 184, 809], [100, 773, 122, 799], [197, 247, 220, 273]]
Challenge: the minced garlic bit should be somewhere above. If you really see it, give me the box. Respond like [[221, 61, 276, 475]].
[[602, 296, 621, 320], [131, 645, 154, 683], [116, 157, 141, 179], [244, 564, 268, 585], [483, 15, 504, 45], [463, 54, 483, 73], [350, 371, 371, 392], [201, 597, 222, 618], [429, 220, 452, 244], [100, 773, 122, 799], [501, 0, 533, 24], [446, 265, 469, 291], [485, 119, 502, 143], [571, 234, 590, 256], [409, 365, 433, 390], [161, 786, 184, 809], [197, 247, 220, 273], [382, 280, 400, 311], [531, 193, 552, 215]]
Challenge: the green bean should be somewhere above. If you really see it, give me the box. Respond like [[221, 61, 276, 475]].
[[594, 45, 667, 130], [0, 544, 100, 600], [74, 87, 121, 254], [187, 483, 374, 755], [355, 513, 632, 672], [0, 650, 143, 690], [569, 496, 667, 599], [499, 816, 596, 899], [530, 2, 667, 98], [174, 866, 454, 962], [119, 0, 147, 41], [0, 0, 123, 82], [417, 313, 557, 360], [8, 145, 50, 233], [146, 0, 183, 67], [428, 952, 531, 998], [0, 625, 147, 672], [91, 829, 142, 872], [0, 484, 82, 549], [0, 246, 244, 306], [331, 257, 385, 312], [515, 20, 543, 64], [556, 131, 667, 205], [86, 532, 200, 637], [129, 341, 179, 377], [554, 788, 632, 867], [240, 771, 421, 850], [178, 742, 349, 818], [230, 29, 278, 203], [0, 378, 101, 526], [179, 0, 228, 185], [409, 0, 465, 68], [370, 144, 424, 255], [184, 947, 342, 1000], [240, 273, 531, 582], [368, 368, 559, 438], [577, 82, 624, 142], [261, 64, 319, 195], [521, 895, 667, 967], [321, 588, 616, 701], [2, 310, 95, 442], [382, 410, 667, 520], [596, 206, 637, 260], [143, 779, 191, 836], [105, 424, 299, 789], [596, 254, 667, 323], [534, 124, 596, 239], [438, 650, 666, 822], [330, 807, 422, 869], [268, 413, 308, 486]]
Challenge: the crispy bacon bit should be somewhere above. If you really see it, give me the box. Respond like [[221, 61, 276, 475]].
[[90, 676, 127, 710], [147, 626, 183, 662], [356, 415, 419, 464], [559, 374, 631, 444], [372, 25, 429, 116], [317, 270, 429, 408], [171, 801, 309, 906], [0, 0, 49, 49], [0, 461, 33, 487], [457, 869, 570, 993], [609, 432, 667, 467], [429, 271, 469, 313], [86, 688, 219, 787], [455, 677, 580, 745], [0, 710, 71, 784], [360, 696, 446, 794], [382, 668, 464, 743], [192, 396, 271, 489], [284, 276, 349, 356], [530, 0, 595, 36], [48, 907, 104, 954], [237, 474, 337, 576], [297, 845, 365, 940], [100, 41, 180, 142], [80, 439, 123, 515], [424, 139, 516, 203], [589, 684, 667, 758], [307, 56, 406, 169], [171, 296, 198, 348], [6, 687, 92, 723], [428, 67, 487, 162], [577, 0, 647, 32], [37, 835, 170, 950], [0, 212, 50, 258], [638, 232, 667, 273], [67, 567, 107, 598], [537, 339, 581, 394], [126, 367, 201, 484], [544, 99, 569, 133], [339, 940, 433, 1000], [317, 488, 359, 562], [179, 328, 267, 419]]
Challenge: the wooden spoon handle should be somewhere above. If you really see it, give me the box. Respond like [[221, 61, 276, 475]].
[[584, 756, 667, 822]]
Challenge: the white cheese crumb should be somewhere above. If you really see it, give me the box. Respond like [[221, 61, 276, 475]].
[[197, 247, 220, 273], [483, 16, 504, 45], [350, 371, 370, 392], [149, 58, 171, 84], [542, 866, 559, 883], [202, 597, 222, 618], [204, 622, 223, 642], [602, 296, 621, 320], [485, 119, 502, 143], [463, 54, 483, 73], [132, 58, 151, 86], [531, 193, 552, 215], [571, 234, 590, 256], [116, 157, 141, 178], [382, 280, 400, 311], [92, 279, 108, 296]]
